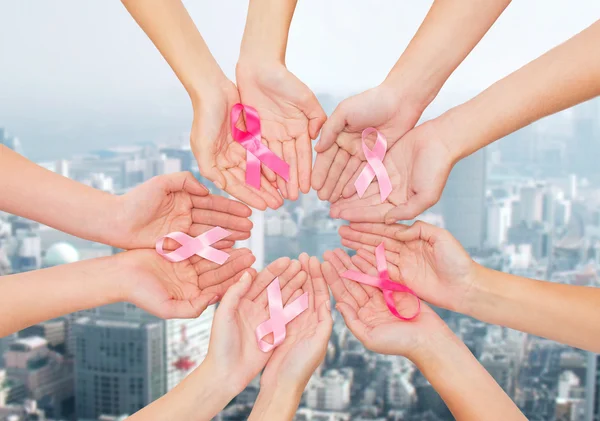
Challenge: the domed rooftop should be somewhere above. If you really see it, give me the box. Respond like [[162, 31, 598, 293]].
[[44, 242, 80, 267]]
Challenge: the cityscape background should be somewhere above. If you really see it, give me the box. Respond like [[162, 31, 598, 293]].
[[1, 1, 600, 421]]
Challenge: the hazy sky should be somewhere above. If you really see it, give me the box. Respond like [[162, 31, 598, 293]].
[[0, 1, 599, 159]]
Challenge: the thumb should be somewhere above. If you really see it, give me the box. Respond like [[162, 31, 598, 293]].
[[336, 302, 368, 343], [384, 193, 438, 224], [158, 293, 217, 319], [392, 221, 440, 244], [315, 102, 348, 152], [218, 271, 253, 314], [299, 90, 327, 140], [316, 300, 333, 340], [161, 171, 209, 196], [195, 149, 227, 191]]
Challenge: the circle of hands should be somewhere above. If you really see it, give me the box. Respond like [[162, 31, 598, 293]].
[[118, 67, 480, 389]]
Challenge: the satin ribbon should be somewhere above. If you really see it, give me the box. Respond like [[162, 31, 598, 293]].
[[230, 103, 290, 190], [354, 128, 392, 202], [255, 277, 309, 352], [342, 243, 420, 320], [155, 227, 231, 265]]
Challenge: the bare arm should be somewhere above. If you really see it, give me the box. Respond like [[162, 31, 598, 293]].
[[438, 19, 600, 161], [0, 145, 121, 246], [466, 265, 600, 353]]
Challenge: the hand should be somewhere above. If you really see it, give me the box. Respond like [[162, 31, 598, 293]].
[[338, 221, 477, 313], [328, 121, 455, 223], [260, 253, 333, 389], [322, 248, 447, 358], [311, 83, 423, 203], [118, 247, 256, 319], [191, 80, 284, 210], [115, 172, 254, 249], [203, 257, 309, 394], [236, 62, 327, 200]]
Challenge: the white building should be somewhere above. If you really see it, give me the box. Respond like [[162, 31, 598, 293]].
[[305, 370, 352, 411], [487, 199, 512, 248]]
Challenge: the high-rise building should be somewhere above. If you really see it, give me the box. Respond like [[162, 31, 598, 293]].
[[520, 185, 545, 225], [0, 128, 24, 155], [73, 317, 165, 419], [3, 337, 73, 418], [305, 370, 352, 411], [486, 198, 512, 248], [239, 210, 265, 270], [586, 352, 599, 421], [441, 149, 486, 251]]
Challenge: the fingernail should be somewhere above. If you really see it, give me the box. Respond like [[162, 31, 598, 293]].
[[208, 295, 219, 305], [240, 271, 252, 283], [214, 181, 224, 190], [326, 300, 331, 310]]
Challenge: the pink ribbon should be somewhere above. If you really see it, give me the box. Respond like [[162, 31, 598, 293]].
[[255, 277, 309, 352], [342, 243, 420, 320], [155, 227, 231, 265], [354, 128, 392, 202], [230, 103, 290, 190]]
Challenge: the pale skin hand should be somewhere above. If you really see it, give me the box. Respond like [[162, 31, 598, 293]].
[[117, 172, 254, 250], [323, 249, 526, 421], [204, 256, 310, 394], [237, 0, 327, 200], [122, 0, 284, 210], [328, 122, 455, 224], [249, 253, 333, 421], [312, 0, 511, 204], [119, 247, 257, 320], [337, 221, 476, 314]]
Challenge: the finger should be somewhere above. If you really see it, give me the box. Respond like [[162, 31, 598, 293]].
[[218, 271, 253, 314], [195, 151, 227, 191], [222, 170, 267, 210], [159, 171, 209, 196], [384, 193, 438, 224], [246, 257, 292, 302], [348, 222, 410, 239], [189, 223, 250, 242], [296, 133, 313, 194], [309, 256, 330, 310], [339, 224, 404, 251], [349, 253, 379, 277], [262, 139, 277, 183], [191, 209, 253, 232], [332, 248, 377, 298], [329, 156, 360, 203], [315, 102, 346, 152], [321, 259, 359, 311], [340, 203, 394, 223], [202, 267, 259, 298], [191, 195, 252, 218], [299, 90, 327, 140], [311, 144, 338, 191], [335, 302, 369, 343], [212, 239, 236, 249], [394, 220, 441, 244], [159, 293, 216, 319], [281, 271, 308, 307], [256, 259, 303, 308], [342, 162, 366, 198], [299, 253, 314, 311], [318, 149, 350, 202], [193, 248, 254, 284], [355, 249, 403, 280], [316, 300, 333, 340], [283, 140, 300, 201]]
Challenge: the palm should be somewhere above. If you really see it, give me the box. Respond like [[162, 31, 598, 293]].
[[237, 64, 326, 199], [329, 125, 453, 223], [192, 81, 283, 211], [311, 85, 422, 203], [122, 247, 256, 319]]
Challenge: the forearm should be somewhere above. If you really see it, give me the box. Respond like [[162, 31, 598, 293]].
[[248, 383, 303, 421], [0, 255, 125, 336], [128, 359, 237, 421], [414, 325, 525, 420], [121, 0, 228, 106], [384, 0, 511, 109], [438, 19, 600, 161], [238, 0, 297, 66], [465, 265, 600, 353], [0, 145, 122, 247]]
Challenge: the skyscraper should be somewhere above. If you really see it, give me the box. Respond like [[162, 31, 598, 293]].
[[442, 149, 487, 251], [73, 317, 165, 419]]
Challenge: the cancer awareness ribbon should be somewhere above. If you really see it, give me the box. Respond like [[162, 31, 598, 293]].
[[354, 128, 392, 202], [342, 243, 420, 320], [255, 277, 309, 352], [230, 103, 290, 189], [155, 227, 231, 265]]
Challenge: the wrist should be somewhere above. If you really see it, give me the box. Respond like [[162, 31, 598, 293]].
[[383, 61, 442, 114], [249, 381, 303, 421], [188, 71, 234, 111], [409, 320, 461, 369], [432, 102, 479, 162]]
